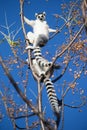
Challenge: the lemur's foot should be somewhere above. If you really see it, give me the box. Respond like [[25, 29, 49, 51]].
[[26, 58, 29, 64], [44, 62, 52, 67], [26, 45, 34, 50], [39, 71, 45, 77], [48, 62, 52, 66]]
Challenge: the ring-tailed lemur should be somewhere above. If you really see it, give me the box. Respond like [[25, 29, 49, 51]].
[[25, 11, 61, 125], [24, 12, 57, 49], [30, 50, 62, 124]]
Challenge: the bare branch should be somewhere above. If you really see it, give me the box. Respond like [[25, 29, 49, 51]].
[[19, 0, 38, 81], [81, 0, 87, 33], [37, 79, 45, 130], [15, 121, 39, 130], [0, 56, 38, 113], [64, 100, 86, 108], [53, 24, 84, 62], [52, 58, 69, 83], [50, 17, 72, 40], [46, 24, 84, 75], [0, 55, 54, 129]]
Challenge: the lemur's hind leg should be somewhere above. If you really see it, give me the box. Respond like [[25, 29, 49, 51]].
[[26, 34, 48, 50], [27, 36, 44, 49], [33, 34, 48, 48], [32, 59, 45, 76], [26, 33, 40, 50], [26, 32, 35, 50], [27, 32, 34, 44]]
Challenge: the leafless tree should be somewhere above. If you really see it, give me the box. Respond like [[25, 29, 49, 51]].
[[0, 0, 87, 130]]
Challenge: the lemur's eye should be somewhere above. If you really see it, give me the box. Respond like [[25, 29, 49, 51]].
[[38, 16, 40, 18]]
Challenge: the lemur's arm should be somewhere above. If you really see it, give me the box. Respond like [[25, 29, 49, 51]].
[[49, 28, 57, 33], [24, 16, 35, 27]]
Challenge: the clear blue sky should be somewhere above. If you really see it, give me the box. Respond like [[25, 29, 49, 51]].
[[0, 0, 87, 130]]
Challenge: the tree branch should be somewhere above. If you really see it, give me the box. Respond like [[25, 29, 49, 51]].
[[37, 79, 45, 130], [46, 24, 84, 75], [64, 101, 86, 109], [49, 17, 72, 40], [0, 56, 38, 113], [52, 58, 69, 83], [0, 55, 54, 130]]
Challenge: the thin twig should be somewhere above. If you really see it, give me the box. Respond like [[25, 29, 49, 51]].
[[15, 121, 39, 130], [60, 83, 65, 130], [37, 79, 45, 130], [67, 0, 79, 20], [63, 63, 87, 98], [52, 58, 70, 83], [11, 113, 35, 120], [64, 101, 86, 108], [0, 84, 16, 130], [22, 70, 29, 129], [50, 17, 72, 40]]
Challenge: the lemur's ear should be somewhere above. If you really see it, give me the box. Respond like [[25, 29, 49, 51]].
[[43, 11, 46, 16], [35, 13, 38, 17]]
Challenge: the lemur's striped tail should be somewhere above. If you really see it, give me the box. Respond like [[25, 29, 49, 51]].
[[33, 47, 51, 67], [44, 78, 62, 115]]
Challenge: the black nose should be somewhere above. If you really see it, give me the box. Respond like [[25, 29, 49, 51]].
[[40, 18, 43, 20]]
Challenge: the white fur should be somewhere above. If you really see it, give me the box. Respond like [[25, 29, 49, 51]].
[[24, 12, 56, 49], [27, 32, 34, 43], [32, 58, 53, 77], [32, 59, 45, 76]]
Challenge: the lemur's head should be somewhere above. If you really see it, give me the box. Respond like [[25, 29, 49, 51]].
[[35, 12, 46, 21]]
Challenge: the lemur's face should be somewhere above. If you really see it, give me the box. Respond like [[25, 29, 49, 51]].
[[35, 12, 46, 21]]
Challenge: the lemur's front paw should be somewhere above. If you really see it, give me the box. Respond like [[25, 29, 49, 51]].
[[26, 45, 34, 50]]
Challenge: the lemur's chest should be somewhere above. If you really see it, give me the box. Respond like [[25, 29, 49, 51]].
[[33, 20, 49, 33]]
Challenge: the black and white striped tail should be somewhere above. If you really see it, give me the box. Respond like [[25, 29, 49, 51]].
[[33, 47, 51, 68], [44, 78, 62, 115]]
